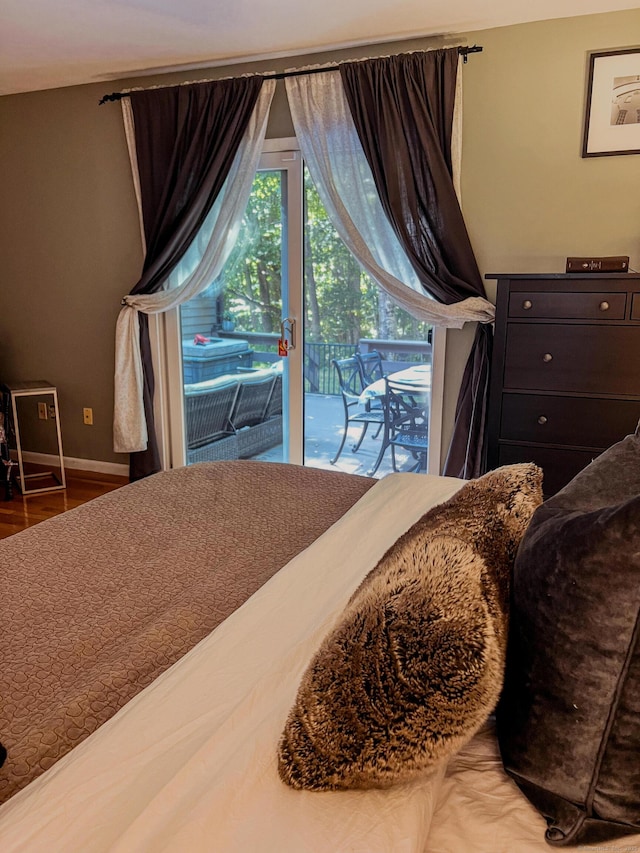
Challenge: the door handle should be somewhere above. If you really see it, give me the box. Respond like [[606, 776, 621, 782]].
[[281, 317, 296, 351]]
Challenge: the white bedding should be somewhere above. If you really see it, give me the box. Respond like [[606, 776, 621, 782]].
[[1, 470, 637, 853], [0, 473, 462, 852], [430, 720, 549, 852]]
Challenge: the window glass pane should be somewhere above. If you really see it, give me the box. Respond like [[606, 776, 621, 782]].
[[179, 169, 286, 466], [302, 166, 432, 477]]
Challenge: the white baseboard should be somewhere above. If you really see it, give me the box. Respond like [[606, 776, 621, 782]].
[[18, 451, 129, 478]]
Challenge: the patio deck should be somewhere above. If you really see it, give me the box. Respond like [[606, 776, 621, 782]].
[[254, 392, 426, 479]]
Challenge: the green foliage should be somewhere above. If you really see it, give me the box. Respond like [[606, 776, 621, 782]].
[[209, 170, 283, 334], [207, 167, 431, 346]]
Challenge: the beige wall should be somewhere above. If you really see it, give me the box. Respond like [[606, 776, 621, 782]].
[[0, 9, 638, 469], [446, 10, 640, 465]]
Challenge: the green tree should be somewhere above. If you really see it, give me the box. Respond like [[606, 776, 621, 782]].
[[218, 170, 283, 333], [213, 166, 431, 348]]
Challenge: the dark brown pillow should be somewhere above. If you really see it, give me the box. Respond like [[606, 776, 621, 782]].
[[497, 432, 640, 847], [278, 463, 543, 791]]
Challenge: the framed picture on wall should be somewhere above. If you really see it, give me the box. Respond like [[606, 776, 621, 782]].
[[582, 47, 640, 157]]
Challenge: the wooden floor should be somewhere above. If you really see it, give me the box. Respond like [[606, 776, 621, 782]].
[[0, 468, 129, 540]]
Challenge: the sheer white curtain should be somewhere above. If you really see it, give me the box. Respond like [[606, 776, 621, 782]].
[[285, 68, 494, 328], [114, 81, 275, 454]]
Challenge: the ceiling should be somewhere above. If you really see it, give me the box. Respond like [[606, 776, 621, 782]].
[[1, 0, 638, 96]]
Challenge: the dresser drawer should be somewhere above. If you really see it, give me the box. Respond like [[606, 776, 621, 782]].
[[500, 394, 640, 448], [497, 444, 600, 496], [508, 291, 626, 320], [632, 293, 640, 320], [504, 325, 640, 395]]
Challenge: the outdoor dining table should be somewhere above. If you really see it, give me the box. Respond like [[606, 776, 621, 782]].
[[357, 363, 431, 475], [359, 363, 431, 402]]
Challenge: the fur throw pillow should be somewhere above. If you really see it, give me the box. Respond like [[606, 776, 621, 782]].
[[278, 463, 543, 791]]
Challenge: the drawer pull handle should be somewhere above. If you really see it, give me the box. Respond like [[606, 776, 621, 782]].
[[522, 300, 532, 310], [542, 353, 553, 362], [537, 416, 548, 425], [599, 301, 610, 311]]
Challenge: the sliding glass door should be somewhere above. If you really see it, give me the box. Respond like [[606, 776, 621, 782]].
[[301, 167, 441, 477], [163, 145, 303, 469], [161, 139, 442, 476]]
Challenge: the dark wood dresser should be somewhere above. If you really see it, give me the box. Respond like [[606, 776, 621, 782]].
[[486, 273, 640, 495]]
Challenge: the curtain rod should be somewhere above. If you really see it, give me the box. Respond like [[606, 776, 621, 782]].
[[98, 45, 482, 105]]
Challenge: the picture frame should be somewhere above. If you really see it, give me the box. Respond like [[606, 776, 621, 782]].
[[582, 47, 640, 157]]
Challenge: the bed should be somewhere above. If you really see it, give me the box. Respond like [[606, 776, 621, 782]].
[[0, 454, 638, 851]]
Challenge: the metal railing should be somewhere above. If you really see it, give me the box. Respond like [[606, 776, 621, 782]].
[[217, 331, 431, 395], [358, 338, 432, 371], [304, 342, 356, 394]]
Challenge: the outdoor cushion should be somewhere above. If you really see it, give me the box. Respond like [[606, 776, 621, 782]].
[[184, 363, 281, 397], [497, 430, 640, 847], [184, 376, 240, 397]]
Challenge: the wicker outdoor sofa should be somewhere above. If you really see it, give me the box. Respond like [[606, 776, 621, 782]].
[[184, 364, 283, 463]]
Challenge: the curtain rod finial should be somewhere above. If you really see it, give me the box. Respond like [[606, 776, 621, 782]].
[[459, 44, 483, 63], [98, 92, 123, 106]]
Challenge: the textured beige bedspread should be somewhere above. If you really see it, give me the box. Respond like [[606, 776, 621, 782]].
[[0, 461, 373, 804]]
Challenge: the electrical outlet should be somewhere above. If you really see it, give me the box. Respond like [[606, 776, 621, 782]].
[[83, 407, 93, 425], [38, 402, 48, 420]]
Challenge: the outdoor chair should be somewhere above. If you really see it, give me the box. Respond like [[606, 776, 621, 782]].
[[230, 373, 276, 430], [229, 371, 282, 459], [355, 350, 385, 387], [330, 355, 386, 467], [264, 372, 282, 420], [385, 377, 429, 474], [184, 377, 240, 463], [355, 350, 386, 423]]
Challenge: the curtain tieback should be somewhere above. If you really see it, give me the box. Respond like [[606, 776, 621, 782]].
[[113, 304, 147, 454]]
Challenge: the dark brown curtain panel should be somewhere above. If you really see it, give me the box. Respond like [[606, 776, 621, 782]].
[[340, 49, 492, 478], [126, 76, 264, 480]]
